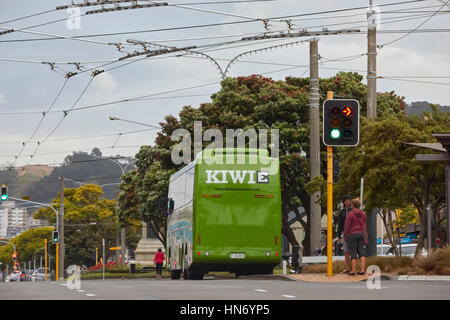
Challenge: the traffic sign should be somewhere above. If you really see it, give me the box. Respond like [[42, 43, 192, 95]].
[[110, 246, 121, 251]]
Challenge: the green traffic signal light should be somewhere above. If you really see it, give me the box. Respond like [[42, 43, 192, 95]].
[[323, 99, 360, 146], [52, 231, 59, 244], [330, 128, 341, 139], [1, 185, 7, 201]]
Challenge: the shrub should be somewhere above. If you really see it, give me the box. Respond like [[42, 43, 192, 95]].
[[414, 250, 439, 274]]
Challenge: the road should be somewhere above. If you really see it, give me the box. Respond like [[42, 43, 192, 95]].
[[1, 277, 450, 300]]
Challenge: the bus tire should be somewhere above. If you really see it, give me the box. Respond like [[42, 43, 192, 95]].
[[170, 270, 181, 280], [184, 268, 203, 280]]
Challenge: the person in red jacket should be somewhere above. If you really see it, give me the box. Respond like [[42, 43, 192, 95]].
[[153, 248, 165, 279], [344, 198, 367, 276]]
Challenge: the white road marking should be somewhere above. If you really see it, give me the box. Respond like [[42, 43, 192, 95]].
[[77, 290, 85, 293], [254, 289, 268, 292], [282, 295, 296, 298], [86, 294, 96, 297]]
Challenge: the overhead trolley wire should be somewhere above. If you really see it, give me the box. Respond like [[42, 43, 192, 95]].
[[12, 77, 70, 167], [0, 0, 429, 43], [0, 8, 57, 25], [378, 0, 450, 48]]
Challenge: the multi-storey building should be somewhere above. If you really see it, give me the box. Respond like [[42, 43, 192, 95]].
[[0, 201, 27, 239]]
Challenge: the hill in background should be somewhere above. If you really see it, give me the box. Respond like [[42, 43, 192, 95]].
[[0, 148, 135, 205], [406, 101, 450, 116]]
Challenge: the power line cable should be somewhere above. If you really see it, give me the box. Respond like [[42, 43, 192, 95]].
[[0, 8, 57, 25], [13, 77, 70, 167], [26, 76, 96, 165], [0, 128, 158, 144], [0, 0, 428, 42], [378, 0, 450, 48]]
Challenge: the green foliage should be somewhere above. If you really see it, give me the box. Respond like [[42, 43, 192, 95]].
[[0, 227, 53, 268], [335, 106, 449, 254], [1, 148, 135, 204], [118, 72, 408, 254], [33, 184, 140, 267]]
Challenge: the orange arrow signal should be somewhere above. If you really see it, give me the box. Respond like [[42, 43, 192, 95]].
[[342, 106, 353, 117]]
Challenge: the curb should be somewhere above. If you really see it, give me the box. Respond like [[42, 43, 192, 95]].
[[235, 274, 296, 281], [394, 275, 450, 281]]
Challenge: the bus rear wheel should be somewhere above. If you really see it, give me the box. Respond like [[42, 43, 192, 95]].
[[170, 270, 182, 280], [183, 268, 204, 280]]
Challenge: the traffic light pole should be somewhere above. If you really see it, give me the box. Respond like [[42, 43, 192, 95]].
[[326, 91, 334, 277], [56, 242, 59, 281], [44, 239, 47, 281], [59, 177, 65, 281]]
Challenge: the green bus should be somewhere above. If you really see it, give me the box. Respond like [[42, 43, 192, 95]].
[[166, 148, 281, 280]]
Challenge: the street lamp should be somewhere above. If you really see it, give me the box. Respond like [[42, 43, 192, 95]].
[[109, 115, 162, 130]]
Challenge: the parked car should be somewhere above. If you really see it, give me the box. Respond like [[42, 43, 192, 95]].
[[24, 270, 34, 281], [32, 268, 50, 281], [385, 243, 427, 257], [377, 244, 391, 256], [19, 270, 26, 282], [6, 271, 20, 282]]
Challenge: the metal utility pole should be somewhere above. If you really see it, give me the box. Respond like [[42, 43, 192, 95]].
[[121, 227, 126, 266], [309, 39, 322, 255], [115, 233, 120, 264], [44, 239, 47, 281], [102, 238, 105, 280], [59, 177, 65, 280], [366, 1, 378, 256], [427, 204, 432, 252], [367, 1, 378, 120]]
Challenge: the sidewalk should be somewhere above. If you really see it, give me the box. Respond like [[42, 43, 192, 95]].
[[287, 273, 369, 282], [286, 273, 450, 282]]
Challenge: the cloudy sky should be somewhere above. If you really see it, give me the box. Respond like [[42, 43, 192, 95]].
[[0, 0, 449, 168]]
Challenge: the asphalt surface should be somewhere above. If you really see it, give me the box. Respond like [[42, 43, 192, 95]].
[[1, 277, 450, 300]]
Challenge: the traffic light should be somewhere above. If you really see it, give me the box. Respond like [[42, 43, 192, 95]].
[[323, 99, 360, 146], [1, 184, 8, 201], [167, 198, 174, 215], [52, 231, 59, 244], [12, 251, 17, 260]]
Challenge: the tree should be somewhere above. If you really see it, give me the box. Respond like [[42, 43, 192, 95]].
[[335, 106, 449, 255], [0, 227, 53, 269], [118, 72, 408, 255], [34, 184, 139, 266]]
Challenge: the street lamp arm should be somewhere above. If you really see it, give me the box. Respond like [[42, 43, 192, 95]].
[[8, 197, 58, 216], [8, 196, 59, 229], [0, 240, 16, 252], [109, 116, 162, 130]]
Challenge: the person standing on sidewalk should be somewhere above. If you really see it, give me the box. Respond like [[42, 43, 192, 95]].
[[153, 248, 165, 279], [336, 195, 352, 273], [344, 198, 367, 276]]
